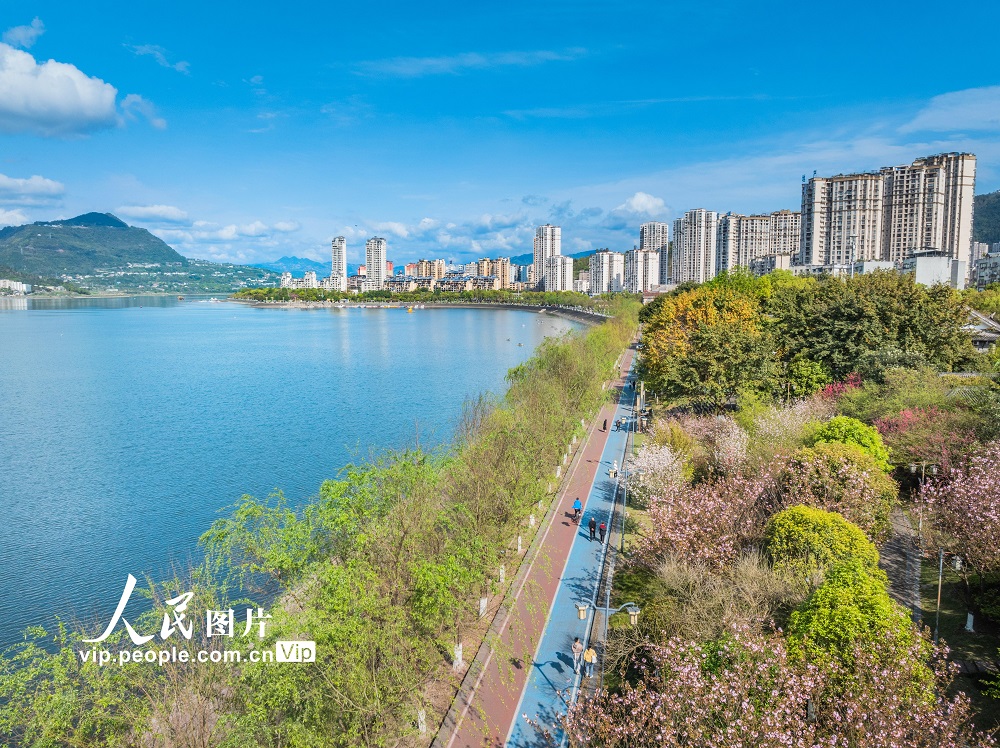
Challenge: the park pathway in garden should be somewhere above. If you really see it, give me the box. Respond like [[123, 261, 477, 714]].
[[434, 346, 637, 748], [879, 508, 922, 623]]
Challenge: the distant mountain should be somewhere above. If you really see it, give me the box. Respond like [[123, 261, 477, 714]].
[[974, 190, 1000, 244], [0, 213, 186, 276], [508, 249, 595, 266], [250, 255, 330, 276]]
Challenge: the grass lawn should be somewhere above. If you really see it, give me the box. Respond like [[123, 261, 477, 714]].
[[920, 552, 1000, 731]]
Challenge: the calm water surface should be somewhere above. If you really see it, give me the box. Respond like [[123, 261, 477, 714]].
[[0, 296, 580, 648]]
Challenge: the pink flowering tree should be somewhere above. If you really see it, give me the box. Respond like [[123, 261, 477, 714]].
[[632, 472, 782, 571], [873, 406, 978, 475], [626, 442, 686, 508], [562, 626, 993, 748], [779, 442, 899, 544], [676, 415, 750, 477], [920, 440, 1000, 587]]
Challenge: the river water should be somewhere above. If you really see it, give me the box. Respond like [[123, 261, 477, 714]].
[[0, 296, 580, 648]]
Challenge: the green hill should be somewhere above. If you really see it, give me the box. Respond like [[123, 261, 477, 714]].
[[0, 213, 186, 277], [974, 191, 1000, 244]]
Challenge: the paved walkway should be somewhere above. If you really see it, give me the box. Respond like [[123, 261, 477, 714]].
[[879, 508, 922, 623], [436, 347, 636, 748]]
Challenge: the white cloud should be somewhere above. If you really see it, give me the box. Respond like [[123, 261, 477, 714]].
[[615, 191, 667, 216], [273, 220, 300, 232], [900, 86, 1000, 133], [121, 93, 167, 129], [116, 204, 188, 222], [0, 172, 64, 201], [0, 208, 28, 226], [373, 221, 410, 238], [3, 18, 44, 49], [0, 42, 118, 136], [355, 48, 585, 78], [125, 44, 190, 74]]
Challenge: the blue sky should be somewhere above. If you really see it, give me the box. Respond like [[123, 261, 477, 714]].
[[2, 1, 999, 266]]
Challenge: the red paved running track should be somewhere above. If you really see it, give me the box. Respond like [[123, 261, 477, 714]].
[[442, 346, 636, 747]]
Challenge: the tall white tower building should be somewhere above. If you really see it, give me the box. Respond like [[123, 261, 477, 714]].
[[640, 221, 670, 284], [364, 237, 387, 291], [624, 249, 660, 293], [533, 224, 561, 290], [589, 249, 625, 294], [671, 209, 719, 284], [544, 255, 574, 291], [330, 236, 348, 292]]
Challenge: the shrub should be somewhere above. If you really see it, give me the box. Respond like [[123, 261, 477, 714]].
[[805, 415, 891, 470], [779, 443, 898, 543], [786, 559, 917, 670], [765, 505, 879, 577]]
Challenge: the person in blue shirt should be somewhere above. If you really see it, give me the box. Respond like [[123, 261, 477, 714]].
[[572, 498, 582, 521]]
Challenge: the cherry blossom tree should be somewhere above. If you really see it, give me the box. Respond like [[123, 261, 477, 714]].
[[920, 440, 1000, 583]]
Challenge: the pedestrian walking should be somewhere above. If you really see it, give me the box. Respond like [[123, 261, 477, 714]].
[[613, 419, 619, 432], [599, 521, 606, 543], [588, 516, 597, 541], [602, 418, 607, 431], [572, 637, 584, 673], [583, 645, 597, 678]]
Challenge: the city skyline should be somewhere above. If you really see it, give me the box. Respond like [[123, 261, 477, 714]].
[[2, 2, 1000, 268]]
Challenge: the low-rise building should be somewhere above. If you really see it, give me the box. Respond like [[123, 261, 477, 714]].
[[748, 253, 793, 276], [972, 251, 1000, 290], [901, 251, 967, 290], [436, 276, 472, 292], [469, 275, 500, 291], [413, 276, 436, 291], [347, 274, 367, 292], [385, 277, 417, 293], [0, 279, 31, 294]]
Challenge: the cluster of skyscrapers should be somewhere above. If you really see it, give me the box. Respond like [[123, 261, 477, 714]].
[[279, 151, 987, 296], [666, 152, 981, 289]]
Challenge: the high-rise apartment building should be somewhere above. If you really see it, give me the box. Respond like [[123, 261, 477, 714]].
[[533, 224, 561, 290], [364, 237, 387, 290], [589, 249, 625, 294], [640, 221, 670, 284], [624, 248, 660, 293], [799, 153, 976, 269], [800, 173, 884, 266], [880, 153, 976, 265], [489, 257, 513, 288], [672, 209, 719, 284], [544, 255, 574, 292], [330, 236, 348, 291], [716, 211, 801, 273], [415, 259, 447, 279]]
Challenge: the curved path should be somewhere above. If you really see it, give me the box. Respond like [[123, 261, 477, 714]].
[[435, 346, 636, 747]]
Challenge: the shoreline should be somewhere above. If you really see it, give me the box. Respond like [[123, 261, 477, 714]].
[[229, 298, 608, 325]]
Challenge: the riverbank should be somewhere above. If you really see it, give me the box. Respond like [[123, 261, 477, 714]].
[[231, 297, 609, 325]]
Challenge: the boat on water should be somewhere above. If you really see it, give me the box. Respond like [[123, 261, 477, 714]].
[[406, 306, 413, 313], [177, 295, 184, 300], [208, 298, 222, 303]]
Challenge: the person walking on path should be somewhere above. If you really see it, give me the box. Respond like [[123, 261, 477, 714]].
[[588, 516, 597, 541], [583, 645, 597, 678], [599, 521, 606, 544], [571, 638, 584, 674]]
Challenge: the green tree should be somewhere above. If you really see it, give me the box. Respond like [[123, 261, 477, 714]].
[[765, 505, 880, 577], [805, 415, 891, 470]]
